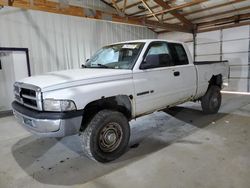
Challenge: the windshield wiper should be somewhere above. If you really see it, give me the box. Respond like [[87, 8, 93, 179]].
[[88, 63, 114, 69], [96, 64, 112, 68]]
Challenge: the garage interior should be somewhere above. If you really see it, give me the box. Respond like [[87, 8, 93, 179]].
[[0, 0, 250, 187]]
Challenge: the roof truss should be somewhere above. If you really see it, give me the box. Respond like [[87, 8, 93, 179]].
[[153, 0, 193, 28], [0, 0, 192, 33], [0, 0, 250, 34]]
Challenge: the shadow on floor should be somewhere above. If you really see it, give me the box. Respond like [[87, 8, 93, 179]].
[[11, 106, 228, 186], [164, 106, 227, 128], [0, 110, 13, 118]]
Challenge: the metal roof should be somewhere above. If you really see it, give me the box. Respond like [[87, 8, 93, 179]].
[[102, 0, 250, 33], [1, 0, 249, 33], [110, 38, 184, 44]]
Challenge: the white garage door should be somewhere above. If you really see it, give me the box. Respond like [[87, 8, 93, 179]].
[[195, 25, 250, 92]]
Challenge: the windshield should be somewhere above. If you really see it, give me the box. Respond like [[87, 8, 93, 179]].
[[85, 42, 144, 69]]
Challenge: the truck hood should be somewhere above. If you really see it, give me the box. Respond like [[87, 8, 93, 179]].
[[20, 68, 133, 92]]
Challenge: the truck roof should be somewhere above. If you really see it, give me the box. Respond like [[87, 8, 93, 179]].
[[111, 39, 185, 45]]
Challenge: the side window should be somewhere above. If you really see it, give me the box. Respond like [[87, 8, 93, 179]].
[[141, 42, 173, 69], [168, 43, 189, 66]]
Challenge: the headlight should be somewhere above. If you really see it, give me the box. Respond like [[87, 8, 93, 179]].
[[43, 99, 76, 112]]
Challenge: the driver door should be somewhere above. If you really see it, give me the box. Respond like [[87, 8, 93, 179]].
[[133, 41, 182, 116]]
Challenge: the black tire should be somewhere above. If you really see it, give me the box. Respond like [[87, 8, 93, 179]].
[[81, 109, 130, 163], [201, 85, 221, 114]]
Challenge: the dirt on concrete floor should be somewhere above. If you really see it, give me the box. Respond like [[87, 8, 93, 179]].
[[0, 94, 249, 188]]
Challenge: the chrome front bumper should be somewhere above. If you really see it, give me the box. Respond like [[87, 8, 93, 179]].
[[12, 102, 83, 137]]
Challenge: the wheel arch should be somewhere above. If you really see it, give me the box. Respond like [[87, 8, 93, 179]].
[[80, 95, 132, 131], [209, 74, 223, 89]]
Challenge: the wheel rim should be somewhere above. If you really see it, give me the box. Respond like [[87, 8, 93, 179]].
[[99, 122, 123, 153]]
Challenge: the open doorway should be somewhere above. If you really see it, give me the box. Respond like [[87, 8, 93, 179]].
[[0, 48, 31, 115]]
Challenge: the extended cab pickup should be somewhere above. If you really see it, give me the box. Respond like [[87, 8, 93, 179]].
[[12, 39, 229, 162]]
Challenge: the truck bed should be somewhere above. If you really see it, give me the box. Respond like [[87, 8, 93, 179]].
[[194, 60, 228, 65], [194, 60, 229, 99]]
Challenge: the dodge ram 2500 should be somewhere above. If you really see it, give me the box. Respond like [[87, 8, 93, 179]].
[[12, 39, 229, 162]]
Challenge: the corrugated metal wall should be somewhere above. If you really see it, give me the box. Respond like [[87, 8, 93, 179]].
[[222, 26, 250, 92], [195, 30, 221, 61], [158, 25, 250, 92], [0, 7, 156, 75], [196, 26, 250, 92], [51, 0, 115, 13]]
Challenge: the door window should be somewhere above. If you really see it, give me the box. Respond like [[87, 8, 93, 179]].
[[168, 43, 189, 66], [142, 42, 174, 69]]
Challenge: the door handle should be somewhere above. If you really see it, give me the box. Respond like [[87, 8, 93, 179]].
[[173, 71, 180, 77]]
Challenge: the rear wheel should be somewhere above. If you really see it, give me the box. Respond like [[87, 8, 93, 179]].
[[201, 85, 221, 114], [81, 109, 130, 163]]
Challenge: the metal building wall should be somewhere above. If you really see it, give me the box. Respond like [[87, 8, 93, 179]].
[[0, 7, 156, 75], [196, 25, 250, 92], [50, 0, 115, 13], [158, 25, 250, 92]]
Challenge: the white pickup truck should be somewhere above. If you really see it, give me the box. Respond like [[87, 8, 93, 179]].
[[12, 39, 229, 162]]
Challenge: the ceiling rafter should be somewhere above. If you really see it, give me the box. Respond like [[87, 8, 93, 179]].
[[129, 0, 176, 17], [0, 0, 192, 33], [146, 0, 208, 17], [124, 1, 145, 10], [157, 6, 250, 34], [162, 0, 247, 22], [129, 4, 159, 17], [153, 0, 193, 29], [159, 19, 250, 34], [198, 21, 250, 33], [140, 0, 160, 22], [126, 0, 176, 11], [169, 5, 250, 26], [3, 0, 249, 35], [114, 0, 123, 3], [110, 0, 249, 34], [111, 0, 123, 15], [144, 19, 188, 32], [122, 0, 127, 13], [197, 12, 250, 28], [192, 5, 250, 23], [8, 0, 14, 6], [132, 0, 247, 21]]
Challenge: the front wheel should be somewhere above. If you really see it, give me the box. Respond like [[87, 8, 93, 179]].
[[80, 110, 130, 163], [201, 85, 221, 114]]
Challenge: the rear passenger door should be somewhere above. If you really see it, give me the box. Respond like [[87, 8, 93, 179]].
[[168, 42, 196, 102]]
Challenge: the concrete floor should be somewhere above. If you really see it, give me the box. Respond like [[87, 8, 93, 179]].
[[0, 94, 249, 188]]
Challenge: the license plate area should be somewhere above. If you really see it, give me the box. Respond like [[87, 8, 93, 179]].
[[23, 117, 33, 127]]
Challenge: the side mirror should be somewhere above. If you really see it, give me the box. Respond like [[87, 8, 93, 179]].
[[82, 58, 89, 68]]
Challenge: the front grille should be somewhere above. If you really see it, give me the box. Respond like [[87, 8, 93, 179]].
[[14, 83, 42, 110], [21, 88, 36, 97], [22, 96, 37, 108]]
